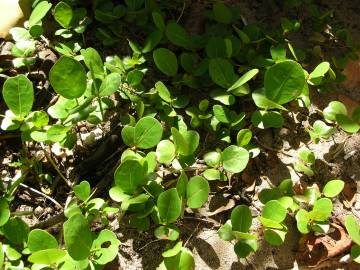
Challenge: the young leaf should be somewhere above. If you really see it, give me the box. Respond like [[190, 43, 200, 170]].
[[264, 60, 305, 104], [171, 128, 199, 156], [142, 30, 163, 53], [153, 48, 178, 76], [310, 198, 332, 222], [99, 73, 121, 96], [81, 47, 104, 78], [336, 114, 360, 133], [28, 249, 66, 265], [73, 181, 91, 201], [63, 214, 93, 260], [308, 62, 330, 85], [27, 229, 58, 253], [323, 101, 347, 121], [295, 209, 310, 234], [237, 129, 252, 147], [298, 147, 315, 164], [228, 69, 259, 92], [218, 221, 234, 241], [2, 75, 34, 117], [231, 205, 252, 233], [186, 176, 209, 208], [209, 58, 236, 88], [114, 160, 144, 194], [162, 241, 183, 258], [323, 180, 344, 198], [222, 145, 249, 173], [29, 1, 52, 27], [155, 81, 172, 103], [157, 188, 181, 224], [156, 140, 176, 164], [49, 56, 87, 99], [204, 151, 221, 168]]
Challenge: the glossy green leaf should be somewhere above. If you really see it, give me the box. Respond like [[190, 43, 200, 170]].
[[209, 58, 236, 88], [109, 186, 131, 202], [135, 117, 163, 149], [323, 180, 344, 198], [157, 188, 181, 224], [164, 247, 195, 270], [203, 168, 226, 181], [251, 110, 284, 129], [153, 48, 178, 76], [308, 62, 330, 85], [49, 56, 87, 99], [231, 205, 252, 233], [295, 209, 310, 234], [63, 214, 93, 260], [186, 176, 209, 208], [2, 75, 34, 117], [28, 249, 66, 265], [114, 160, 144, 194], [54, 2, 73, 28], [237, 129, 252, 147], [162, 241, 183, 258], [27, 229, 58, 253], [310, 198, 332, 222], [222, 145, 249, 173], [264, 60, 305, 104]]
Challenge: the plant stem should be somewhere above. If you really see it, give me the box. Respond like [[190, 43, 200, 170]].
[[42, 148, 71, 188]]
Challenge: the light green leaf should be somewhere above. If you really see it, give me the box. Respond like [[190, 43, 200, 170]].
[[222, 145, 249, 173], [310, 198, 332, 222], [157, 188, 181, 224], [135, 117, 163, 149], [251, 110, 284, 129], [237, 129, 252, 147], [252, 89, 287, 110], [171, 127, 199, 156], [323, 180, 344, 198], [336, 114, 360, 133], [99, 73, 121, 96], [73, 181, 91, 201], [0, 198, 10, 227], [345, 215, 360, 246], [264, 229, 286, 246], [29, 1, 52, 27], [323, 101, 347, 122], [186, 176, 209, 209], [91, 229, 120, 265], [262, 200, 287, 223], [54, 2, 73, 28], [81, 47, 104, 78], [155, 81, 172, 103], [2, 75, 34, 117], [156, 140, 176, 164], [114, 160, 144, 194], [295, 209, 310, 234], [231, 205, 252, 233], [234, 239, 257, 258], [28, 249, 66, 265], [228, 69, 259, 92]]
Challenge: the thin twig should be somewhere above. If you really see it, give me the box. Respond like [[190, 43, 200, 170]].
[[42, 148, 72, 187], [184, 222, 200, 247], [177, 0, 186, 23], [19, 183, 63, 209]]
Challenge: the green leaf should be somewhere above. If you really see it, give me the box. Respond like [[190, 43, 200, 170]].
[[323, 180, 344, 198], [234, 239, 257, 258], [203, 168, 226, 181], [298, 147, 315, 164], [135, 117, 163, 149], [209, 58, 236, 88], [49, 56, 87, 99], [295, 209, 310, 234], [165, 22, 193, 49], [28, 249, 66, 265], [264, 229, 286, 246], [162, 241, 183, 258], [176, 171, 188, 198], [186, 176, 209, 208], [264, 60, 305, 104], [0, 198, 10, 227], [345, 215, 360, 245], [206, 37, 228, 58], [323, 101, 347, 121], [157, 188, 181, 224], [91, 229, 120, 265], [251, 110, 284, 129], [262, 200, 287, 223], [153, 48, 178, 77], [114, 160, 144, 194], [228, 69, 259, 92], [213, 2, 232, 24], [164, 248, 195, 270], [29, 1, 52, 27], [2, 75, 34, 117], [109, 186, 131, 202], [237, 129, 252, 147], [156, 140, 176, 164], [27, 229, 58, 253], [218, 221, 234, 241], [2, 217, 29, 245], [213, 104, 232, 123], [310, 198, 332, 222], [143, 30, 163, 53], [351, 245, 360, 263], [204, 151, 221, 168], [308, 62, 330, 85], [231, 205, 252, 233], [155, 81, 172, 103], [270, 44, 287, 61], [155, 225, 180, 241], [81, 47, 104, 78], [252, 89, 287, 110], [222, 145, 249, 173], [54, 2, 73, 28], [336, 114, 360, 133], [73, 181, 91, 201], [99, 73, 121, 96], [63, 214, 93, 260], [171, 127, 199, 156]]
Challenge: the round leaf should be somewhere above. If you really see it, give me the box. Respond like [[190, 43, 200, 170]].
[[222, 145, 249, 173], [73, 181, 91, 201], [114, 160, 144, 194], [2, 75, 34, 117], [27, 229, 58, 253], [310, 198, 333, 221], [49, 56, 87, 99], [99, 73, 121, 96], [345, 215, 360, 246], [165, 22, 193, 49], [237, 129, 252, 147], [336, 114, 360, 133], [156, 140, 176, 164], [209, 58, 236, 88], [264, 60, 305, 104], [323, 101, 347, 122], [157, 188, 181, 224], [323, 179, 344, 198], [264, 229, 286, 246], [186, 176, 209, 209], [234, 239, 257, 258], [63, 214, 93, 260], [262, 200, 287, 223], [135, 117, 163, 149], [91, 229, 120, 265], [54, 1, 73, 28], [153, 48, 178, 76]]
